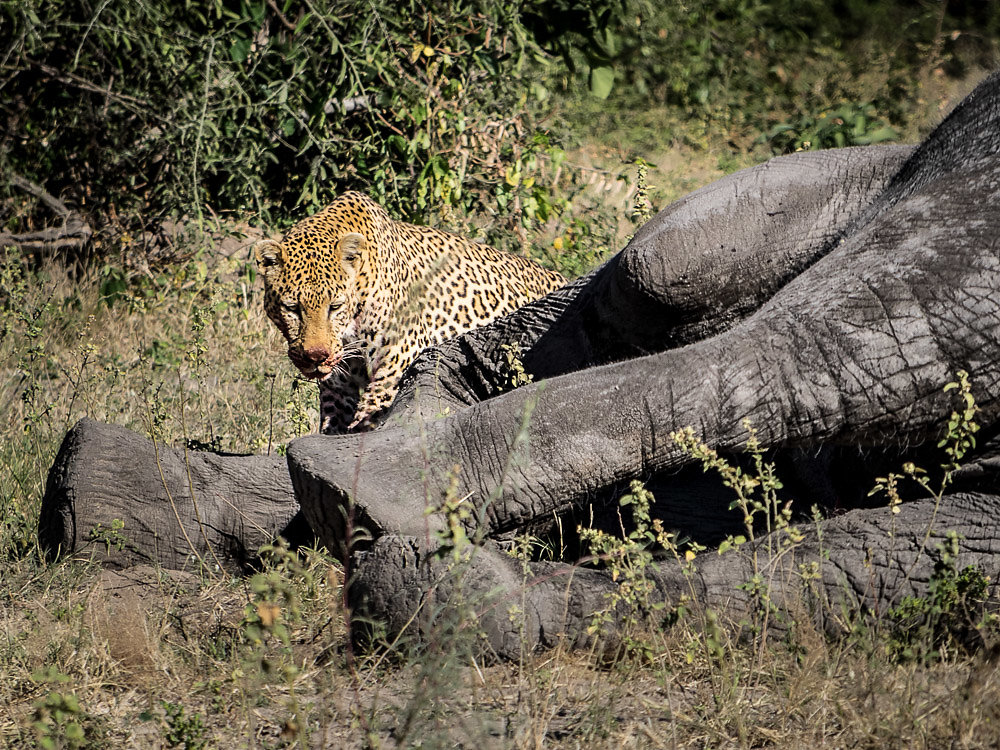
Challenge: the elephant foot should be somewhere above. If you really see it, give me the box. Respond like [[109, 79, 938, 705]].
[[287, 427, 452, 561], [39, 418, 306, 573]]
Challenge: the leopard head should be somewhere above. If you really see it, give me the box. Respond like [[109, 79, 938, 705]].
[[254, 193, 378, 380]]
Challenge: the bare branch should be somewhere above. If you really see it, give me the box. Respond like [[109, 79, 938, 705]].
[[1, 174, 92, 254], [9, 173, 72, 219], [266, 0, 297, 32], [28, 58, 150, 109]]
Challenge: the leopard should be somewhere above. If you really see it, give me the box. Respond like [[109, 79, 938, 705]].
[[254, 191, 565, 434]]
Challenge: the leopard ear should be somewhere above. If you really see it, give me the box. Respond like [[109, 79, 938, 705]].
[[253, 239, 283, 274], [338, 232, 367, 275]]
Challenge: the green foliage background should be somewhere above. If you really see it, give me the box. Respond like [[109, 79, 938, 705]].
[[2, 0, 554, 231], [1, 0, 998, 258]]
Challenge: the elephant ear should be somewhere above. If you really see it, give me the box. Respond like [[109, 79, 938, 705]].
[[253, 239, 283, 279], [338, 232, 367, 278]]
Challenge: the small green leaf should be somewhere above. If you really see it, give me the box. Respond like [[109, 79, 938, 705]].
[[64, 722, 85, 741], [855, 126, 899, 145], [229, 38, 252, 63], [598, 28, 619, 57], [589, 66, 614, 99]]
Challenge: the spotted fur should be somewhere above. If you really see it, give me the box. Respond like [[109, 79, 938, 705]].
[[254, 192, 565, 433]]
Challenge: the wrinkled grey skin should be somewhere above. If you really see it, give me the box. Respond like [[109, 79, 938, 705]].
[[39, 418, 306, 573], [288, 72, 1000, 657]]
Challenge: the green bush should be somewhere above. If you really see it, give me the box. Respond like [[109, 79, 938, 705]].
[[761, 101, 898, 153], [1, 0, 559, 245], [3, 0, 998, 266], [535, 0, 1000, 150], [532, 0, 998, 104], [887, 532, 995, 664]]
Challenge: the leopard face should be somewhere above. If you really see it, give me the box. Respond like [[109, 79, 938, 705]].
[[254, 194, 376, 381]]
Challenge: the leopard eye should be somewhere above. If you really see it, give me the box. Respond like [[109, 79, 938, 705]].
[[328, 297, 346, 316], [281, 301, 300, 316]]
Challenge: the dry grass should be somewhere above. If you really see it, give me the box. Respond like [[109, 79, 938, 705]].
[[3, 551, 1000, 747], [3, 144, 1000, 748]]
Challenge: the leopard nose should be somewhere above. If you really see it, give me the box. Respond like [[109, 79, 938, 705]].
[[303, 345, 331, 363]]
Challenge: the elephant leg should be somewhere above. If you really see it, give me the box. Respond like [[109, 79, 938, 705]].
[[598, 144, 915, 352], [348, 492, 1000, 657], [347, 535, 622, 660], [387, 144, 914, 428]]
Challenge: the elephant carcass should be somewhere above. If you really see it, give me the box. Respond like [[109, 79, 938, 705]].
[[290, 142, 923, 555], [288, 72, 1000, 654]]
